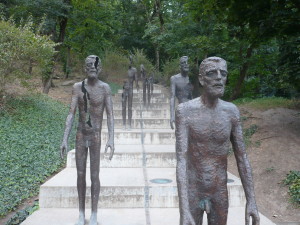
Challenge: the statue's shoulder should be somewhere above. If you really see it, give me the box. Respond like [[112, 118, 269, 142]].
[[177, 97, 200, 114], [98, 81, 112, 93], [219, 99, 240, 117], [73, 81, 83, 92]]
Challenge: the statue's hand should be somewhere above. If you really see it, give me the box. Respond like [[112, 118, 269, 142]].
[[60, 141, 68, 159], [105, 140, 115, 160], [170, 118, 175, 130], [245, 201, 260, 225]]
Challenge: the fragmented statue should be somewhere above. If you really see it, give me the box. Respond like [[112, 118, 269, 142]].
[[170, 56, 193, 129], [122, 56, 139, 129], [140, 64, 154, 107], [60, 55, 114, 225], [175, 57, 260, 225]]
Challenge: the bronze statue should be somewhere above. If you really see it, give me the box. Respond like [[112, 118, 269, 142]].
[[175, 57, 260, 225], [60, 55, 114, 225], [170, 56, 193, 129], [122, 56, 139, 129], [140, 64, 153, 107]]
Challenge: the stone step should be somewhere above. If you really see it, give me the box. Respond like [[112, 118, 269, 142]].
[[22, 207, 276, 225], [67, 145, 176, 168], [113, 102, 169, 110], [105, 108, 170, 119], [113, 92, 168, 101], [38, 168, 245, 208], [101, 118, 170, 129], [101, 129, 175, 145]]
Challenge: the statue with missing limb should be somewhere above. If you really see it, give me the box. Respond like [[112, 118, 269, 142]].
[[170, 56, 193, 129], [60, 55, 114, 225], [176, 57, 260, 225], [122, 56, 139, 129]]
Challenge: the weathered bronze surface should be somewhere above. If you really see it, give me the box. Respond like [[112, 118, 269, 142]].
[[170, 56, 193, 129], [122, 56, 139, 129], [140, 64, 154, 107], [175, 57, 260, 225], [60, 55, 114, 225]]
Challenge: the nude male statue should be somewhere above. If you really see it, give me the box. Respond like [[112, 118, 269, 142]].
[[140, 64, 153, 107], [60, 55, 114, 225], [122, 56, 139, 129], [176, 57, 260, 225], [170, 56, 193, 129]]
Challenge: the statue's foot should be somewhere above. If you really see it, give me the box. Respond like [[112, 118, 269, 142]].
[[123, 125, 126, 130], [88, 212, 98, 225], [75, 212, 85, 225], [127, 125, 131, 130]]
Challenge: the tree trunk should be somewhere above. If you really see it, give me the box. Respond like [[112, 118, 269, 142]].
[[28, 59, 33, 74], [65, 46, 71, 79], [155, 46, 160, 71], [230, 45, 254, 100]]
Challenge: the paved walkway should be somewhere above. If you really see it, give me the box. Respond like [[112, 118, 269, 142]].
[[22, 84, 275, 225]]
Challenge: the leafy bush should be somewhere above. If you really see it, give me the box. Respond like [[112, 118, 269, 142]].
[[101, 50, 129, 84], [284, 171, 300, 206], [0, 19, 56, 96], [0, 94, 76, 217], [162, 58, 180, 86]]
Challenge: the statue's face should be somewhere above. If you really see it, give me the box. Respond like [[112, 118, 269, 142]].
[[85, 56, 101, 79], [199, 60, 227, 98], [180, 58, 189, 74]]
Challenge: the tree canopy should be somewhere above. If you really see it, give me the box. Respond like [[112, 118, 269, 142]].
[[0, 0, 299, 99]]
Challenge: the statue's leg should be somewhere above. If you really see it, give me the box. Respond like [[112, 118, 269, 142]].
[[75, 133, 88, 225], [122, 93, 127, 129], [147, 82, 151, 106], [188, 187, 204, 225], [128, 90, 133, 128], [207, 190, 228, 225], [143, 80, 146, 106], [88, 133, 101, 225]]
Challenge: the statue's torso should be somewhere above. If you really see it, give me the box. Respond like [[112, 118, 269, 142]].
[[173, 75, 192, 103]]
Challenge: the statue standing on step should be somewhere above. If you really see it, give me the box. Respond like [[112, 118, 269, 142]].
[[140, 64, 153, 107], [175, 57, 260, 225], [122, 56, 139, 129], [170, 56, 193, 129], [60, 55, 115, 225]]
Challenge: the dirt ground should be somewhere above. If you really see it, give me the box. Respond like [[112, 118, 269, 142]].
[[2, 78, 300, 224], [228, 107, 300, 223]]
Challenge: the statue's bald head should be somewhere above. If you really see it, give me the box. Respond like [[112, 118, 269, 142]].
[[199, 57, 227, 78], [85, 55, 101, 78]]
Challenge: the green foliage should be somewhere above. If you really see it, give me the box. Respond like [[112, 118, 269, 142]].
[[233, 97, 300, 110], [0, 19, 56, 95], [284, 171, 300, 206], [5, 200, 39, 225], [101, 50, 129, 84], [162, 58, 180, 86], [0, 94, 76, 217]]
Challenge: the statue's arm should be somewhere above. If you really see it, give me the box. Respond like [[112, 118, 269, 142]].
[[170, 76, 176, 129], [230, 105, 260, 225], [60, 84, 78, 159], [105, 84, 115, 160], [175, 105, 195, 225]]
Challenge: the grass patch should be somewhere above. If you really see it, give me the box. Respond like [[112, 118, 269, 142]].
[[0, 94, 76, 218], [233, 97, 300, 110], [284, 171, 300, 206], [108, 82, 122, 95]]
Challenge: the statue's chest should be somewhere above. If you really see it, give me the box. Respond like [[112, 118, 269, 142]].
[[188, 111, 232, 144], [175, 80, 190, 91], [79, 88, 105, 107]]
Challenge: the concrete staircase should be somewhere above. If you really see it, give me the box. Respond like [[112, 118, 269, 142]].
[[22, 84, 275, 225]]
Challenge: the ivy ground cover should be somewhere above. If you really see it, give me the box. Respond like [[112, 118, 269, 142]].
[[0, 94, 75, 217]]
